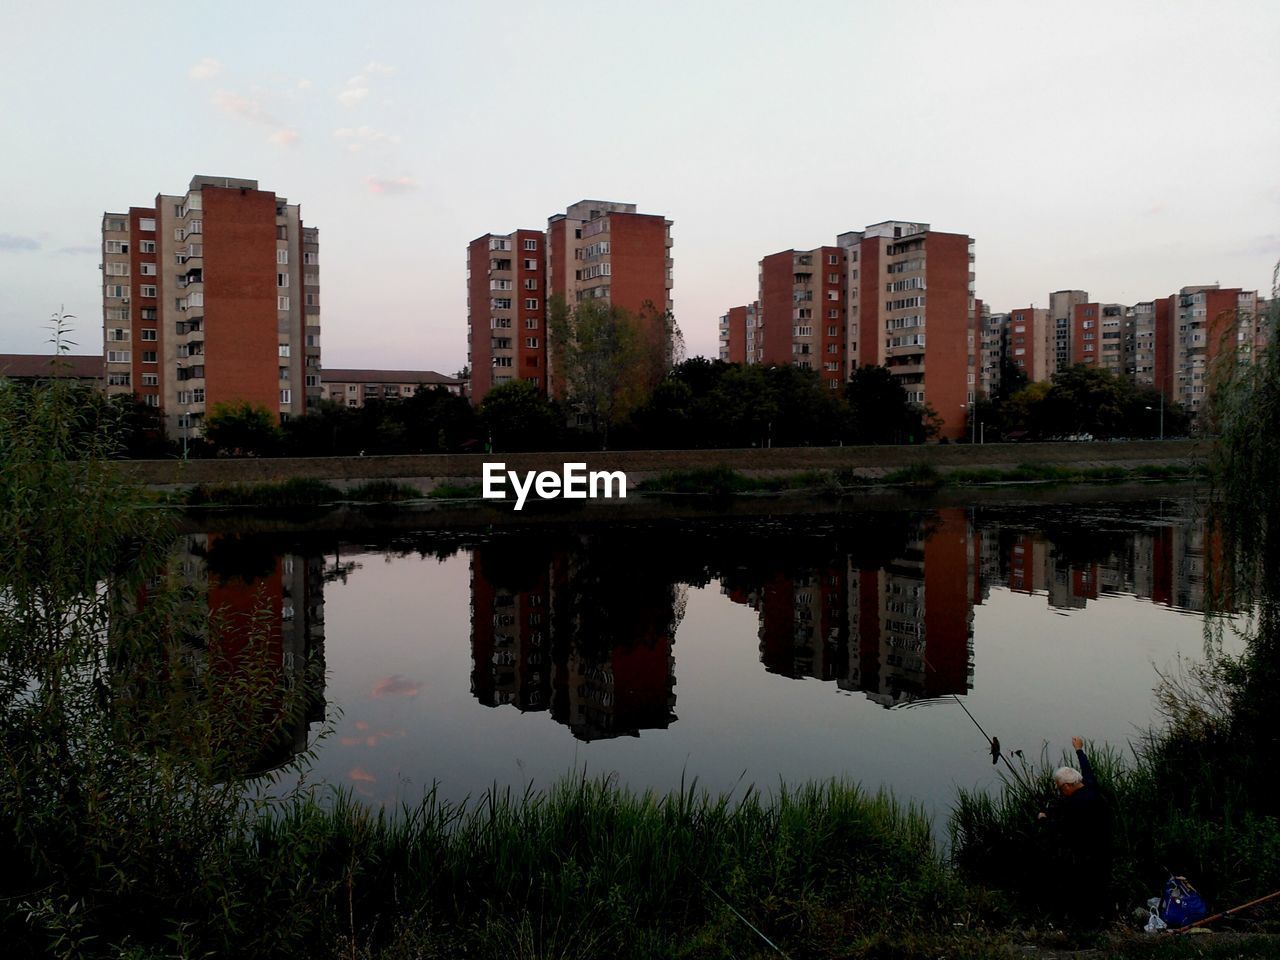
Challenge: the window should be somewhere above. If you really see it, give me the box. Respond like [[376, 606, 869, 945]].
[[279, 367, 290, 381], [523, 278, 537, 290], [828, 273, 840, 283], [280, 389, 292, 404], [187, 220, 202, 234], [108, 328, 129, 342], [827, 325, 838, 337], [141, 329, 157, 341], [525, 337, 539, 348], [523, 258, 538, 270], [107, 350, 130, 363], [525, 298, 539, 310], [277, 273, 289, 288], [141, 308, 157, 320], [142, 351, 157, 363], [277, 249, 289, 264], [278, 296, 290, 310], [305, 333, 318, 347], [278, 344, 291, 357], [105, 240, 129, 254], [105, 285, 127, 299], [138, 217, 156, 231], [490, 279, 512, 291], [142, 373, 158, 386], [106, 262, 129, 276], [305, 293, 318, 306], [108, 372, 131, 386], [140, 240, 156, 253], [303, 251, 319, 265], [525, 317, 538, 329], [144, 395, 159, 408], [828, 254, 838, 265], [106, 307, 129, 321], [140, 262, 157, 276], [305, 374, 318, 387], [140, 285, 157, 298], [523, 239, 538, 250], [493, 356, 513, 367]]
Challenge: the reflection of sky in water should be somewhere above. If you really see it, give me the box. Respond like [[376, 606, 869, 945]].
[[299, 509, 1238, 826]]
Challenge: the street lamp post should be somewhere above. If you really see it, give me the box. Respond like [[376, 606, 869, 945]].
[[1145, 394, 1165, 441]]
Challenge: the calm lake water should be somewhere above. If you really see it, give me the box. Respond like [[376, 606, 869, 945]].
[[181, 497, 1229, 822]]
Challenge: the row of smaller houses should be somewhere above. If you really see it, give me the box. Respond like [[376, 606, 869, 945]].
[[0, 355, 464, 409]]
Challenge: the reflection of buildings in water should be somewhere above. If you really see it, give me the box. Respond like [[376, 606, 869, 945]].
[[994, 509, 1211, 614], [469, 551, 552, 713], [737, 509, 977, 708], [170, 534, 326, 770], [469, 545, 679, 742]]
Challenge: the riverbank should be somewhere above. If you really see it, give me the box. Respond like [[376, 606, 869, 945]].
[[120, 438, 1206, 493], [173, 481, 1207, 534]]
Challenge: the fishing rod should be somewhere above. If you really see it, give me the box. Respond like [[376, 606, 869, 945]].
[[1171, 887, 1280, 935], [919, 652, 1034, 792]]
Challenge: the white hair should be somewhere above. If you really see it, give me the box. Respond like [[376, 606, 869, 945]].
[[1053, 766, 1083, 787]]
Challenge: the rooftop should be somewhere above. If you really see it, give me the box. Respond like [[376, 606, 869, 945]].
[[0, 354, 103, 380]]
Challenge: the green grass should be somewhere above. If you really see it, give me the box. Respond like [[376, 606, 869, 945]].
[[427, 481, 484, 499], [186, 477, 343, 506], [236, 777, 967, 959], [344, 480, 421, 502]]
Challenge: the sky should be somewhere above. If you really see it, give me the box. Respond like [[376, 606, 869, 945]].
[[1, 0, 1277, 371]]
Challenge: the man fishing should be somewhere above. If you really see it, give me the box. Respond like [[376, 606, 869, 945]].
[[1036, 735, 1113, 925]]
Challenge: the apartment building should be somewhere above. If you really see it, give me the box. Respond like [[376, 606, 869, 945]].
[[1070, 302, 1128, 374], [1130, 298, 1172, 394], [718, 304, 748, 363], [757, 245, 847, 389], [1169, 284, 1253, 411], [1049, 290, 1088, 374], [320, 368, 464, 407], [546, 200, 673, 318], [102, 175, 320, 438], [1007, 307, 1050, 381], [979, 311, 1008, 398], [839, 221, 976, 440], [467, 200, 673, 403], [466, 228, 546, 403]]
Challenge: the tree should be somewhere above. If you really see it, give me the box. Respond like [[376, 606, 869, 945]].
[[548, 296, 658, 447], [479, 380, 564, 452], [995, 355, 1029, 402], [844, 365, 933, 444], [204, 401, 281, 457]]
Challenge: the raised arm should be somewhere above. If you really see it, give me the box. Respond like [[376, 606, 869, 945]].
[[1072, 735, 1097, 790]]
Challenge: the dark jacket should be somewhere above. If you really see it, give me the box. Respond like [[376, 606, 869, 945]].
[[1050, 749, 1112, 870]]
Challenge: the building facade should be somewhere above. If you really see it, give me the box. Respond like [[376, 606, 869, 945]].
[[468, 200, 672, 404], [757, 245, 847, 390], [840, 221, 976, 440], [102, 175, 320, 438], [466, 229, 546, 403], [320, 368, 465, 407]]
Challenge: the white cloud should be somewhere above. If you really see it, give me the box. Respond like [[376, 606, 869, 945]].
[[338, 75, 370, 107], [334, 125, 401, 145], [363, 60, 395, 74], [297, 78, 312, 91], [365, 175, 418, 195], [211, 90, 298, 145], [188, 57, 222, 80]]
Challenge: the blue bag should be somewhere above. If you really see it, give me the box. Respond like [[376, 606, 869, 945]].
[[1159, 875, 1207, 928]]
